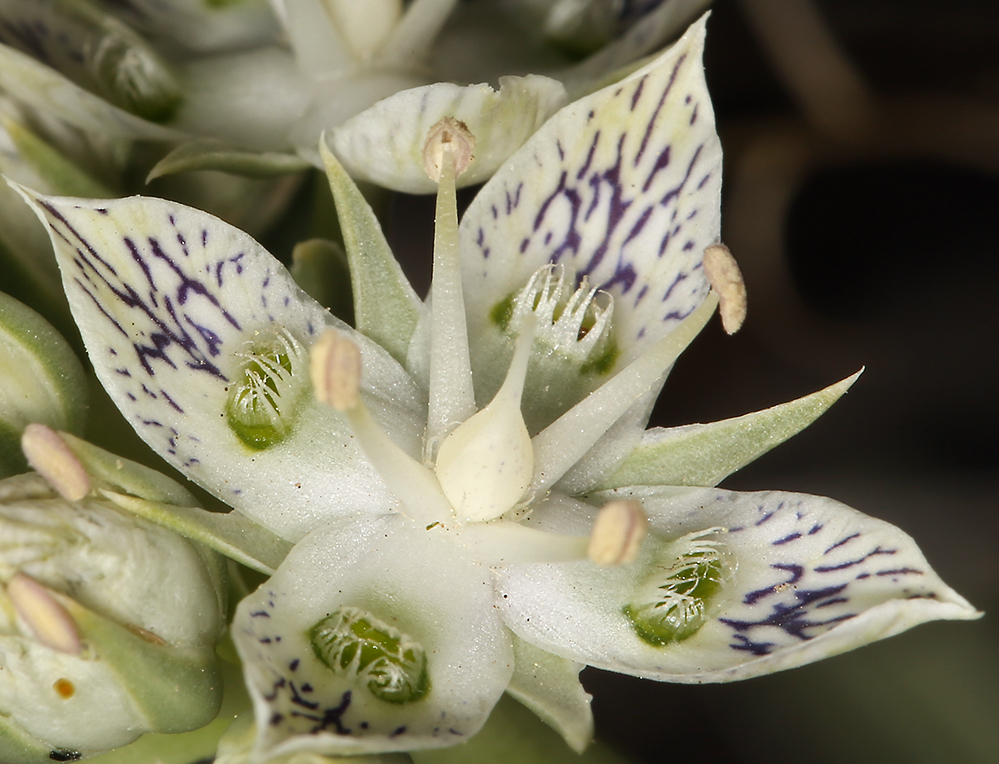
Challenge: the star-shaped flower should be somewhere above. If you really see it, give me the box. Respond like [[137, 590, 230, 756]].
[[14, 18, 978, 761]]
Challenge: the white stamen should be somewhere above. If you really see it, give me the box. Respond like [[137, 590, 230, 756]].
[[588, 499, 647, 566], [425, 124, 477, 457], [457, 521, 589, 566], [21, 424, 89, 502], [703, 243, 747, 335], [530, 292, 719, 497], [7, 574, 82, 655], [435, 316, 537, 523], [309, 331, 453, 526], [310, 330, 362, 411]]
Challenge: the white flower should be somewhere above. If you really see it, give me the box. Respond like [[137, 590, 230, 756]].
[[14, 17, 979, 761], [0, 0, 712, 189]]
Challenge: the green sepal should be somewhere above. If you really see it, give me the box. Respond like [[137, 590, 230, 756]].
[[291, 238, 354, 322], [63, 598, 223, 734], [147, 139, 311, 181], [100, 489, 293, 575], [505, 635, 593, 754], [55, 431, 292, 572], [0, 292, 88, 477], [0, 116, 114, 198], [87, 658, 252, 764], [412, 694, 632, 764], [0, 714, 56, 764], [57, 431, 196, 506], [321, 141, 423, 366], [597, 371, 862, 489]]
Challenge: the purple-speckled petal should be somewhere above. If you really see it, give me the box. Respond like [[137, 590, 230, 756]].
[[17, 190, 426, 542], [460, 15, 721, 389], [497, 487, 979, 682], [234, 512, 513, 758]]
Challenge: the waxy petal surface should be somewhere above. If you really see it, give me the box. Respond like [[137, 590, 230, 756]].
[[328, 75, 568, 194], [497, 487, 979, 682], [234, 513, 514, 757], [460, 16, 721, 389], [19, 191, 426, 541]]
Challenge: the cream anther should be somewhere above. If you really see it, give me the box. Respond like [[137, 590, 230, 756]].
[[21, 423, 89, 502], [703, 243, 747, 334], [423, 117, 475, 182], [310, 330, 361, 411], [7, 574, 82, 655], [588, 499, 647, 566]]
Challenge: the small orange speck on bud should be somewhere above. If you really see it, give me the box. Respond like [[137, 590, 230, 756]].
[[21, 424, 89, 502], [703, 243, 747, 335], [588, 499, 648, 566], [7, 574, 82, 655], [53, 678, 75, 699], [423, 117, 475, 183], [310, 330, 362, 411]]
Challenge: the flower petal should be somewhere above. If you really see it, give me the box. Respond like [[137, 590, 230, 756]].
[[233, 513, 514, 758], [598, 371, 862, 490], [497, 487, 979, 682], [459, 16, 720, 401], [327, 76, 568, 194], [16, 189, 426, 541], [506, 635, 593, 754]]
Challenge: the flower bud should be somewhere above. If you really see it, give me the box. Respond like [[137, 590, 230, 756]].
[[0, 471, 226, 762]]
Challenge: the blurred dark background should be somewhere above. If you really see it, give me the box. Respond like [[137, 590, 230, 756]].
[[582, 1, 999, 762]]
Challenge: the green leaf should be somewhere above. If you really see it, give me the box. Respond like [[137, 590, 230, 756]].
[[147, 139, 311, 181], [0, 116, 113, 197], [597, 371, 862, 490], [322, 144, 423, 365]]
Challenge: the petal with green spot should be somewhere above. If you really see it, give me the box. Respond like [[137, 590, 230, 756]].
[[234, 513, 513, 758], [459, 17, 720, 404], [497, 486, 980, 683], [16, 190, 425, 541]]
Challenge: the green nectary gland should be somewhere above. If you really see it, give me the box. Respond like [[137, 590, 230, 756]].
[[489, 292, 617, 376], [625, 544, 726, 646], [490, 294, 516, 331], [225, 335, 303, 450], [310, 606, 429, 704]]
